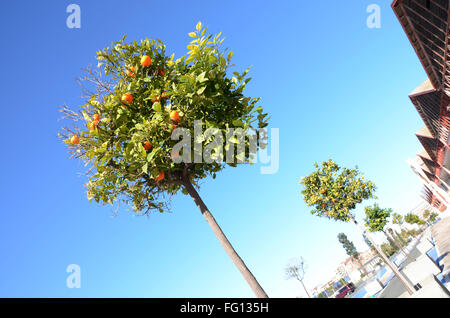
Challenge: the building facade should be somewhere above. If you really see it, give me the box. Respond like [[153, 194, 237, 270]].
[[392, 0, 450, 213]]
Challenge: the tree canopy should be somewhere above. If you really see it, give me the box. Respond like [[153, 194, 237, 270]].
[[404, 213, 426, 225], [60, 22, 269, 214], [391, 212, 403, 226], [364, 204, 392, 233], [300, 159, 376, 222]]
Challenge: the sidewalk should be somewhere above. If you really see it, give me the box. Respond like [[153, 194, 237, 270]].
[[431, 217, 450, 280]]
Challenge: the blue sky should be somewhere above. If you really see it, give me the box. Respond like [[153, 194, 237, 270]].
[[0, 1, 428, 297]]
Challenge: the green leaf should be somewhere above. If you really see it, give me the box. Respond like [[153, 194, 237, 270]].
[[152, 102, 162, 112], [196, 21, 202, 31], [227, 51, 233, 62], [232, 119, 243, 127], [197, 86, 206, 95], [197, 71, 207, 83]]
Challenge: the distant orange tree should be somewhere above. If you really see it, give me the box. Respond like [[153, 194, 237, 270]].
[[300, 159, 416, 295]]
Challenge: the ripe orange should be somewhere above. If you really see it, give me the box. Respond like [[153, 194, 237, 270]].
[[155, 172, 165, 181], [172, 124, 177, 131], [141, 55, 152, 67], [93, 114, 100, 121], [121, 93, 133, 104], [170, 110, 181, 122], [70, 136, 79, 145], [158, 68, 165, 76], [143, 141, 152, 151], [152, 95, 161, 103], [90, 120, 99, 131]]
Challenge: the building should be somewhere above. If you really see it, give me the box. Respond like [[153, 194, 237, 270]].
[[392, 0, 450, 214]]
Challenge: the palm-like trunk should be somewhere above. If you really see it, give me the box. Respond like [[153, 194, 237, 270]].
[[183, 177, 268, 298], [349, 215, 415, 295]]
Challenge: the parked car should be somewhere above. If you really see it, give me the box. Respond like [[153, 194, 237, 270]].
[[335, 283, 355, 298]]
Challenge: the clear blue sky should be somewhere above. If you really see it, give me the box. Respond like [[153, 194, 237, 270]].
[[0, 0, 427, 297]]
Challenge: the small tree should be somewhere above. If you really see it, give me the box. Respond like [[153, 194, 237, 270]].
[[381, 242, 396, 258], [429, 212, 439, 223], [60, 23, 269, 298], [300, 159, 415, 294], [364, 204, 413, 261], [392, 212, 406, 231], [405, 213, 426, 226], [285, 257, 311, 298], [423, 210, 431, 222], [337, 233, 367, 277]]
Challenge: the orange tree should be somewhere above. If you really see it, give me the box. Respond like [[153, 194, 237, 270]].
[[59, 22, 269, 298], [299, 159, 415, 295], [364, 204, 413, 261]]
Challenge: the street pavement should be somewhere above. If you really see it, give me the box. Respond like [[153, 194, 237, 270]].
[[431, 217, 450, 277], [377, 247, 422, 298]]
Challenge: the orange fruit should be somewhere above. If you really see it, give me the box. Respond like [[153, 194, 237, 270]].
[[121, 93, 133, 104], [158, 68, 165, 76], [70, 136, 79, 145], [93, 114, 100, 121], [90, 121, 99, 131], [152, 95, 161, 103], [155, 172, 165, 181], [141, 55, 152, 67], [126, 66, 135, 77], [143, 141, 152, 151], [170, 110, 181, 122]]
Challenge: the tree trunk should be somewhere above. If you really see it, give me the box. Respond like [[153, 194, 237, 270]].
[[183, 177, 268, 298], [384, 229, 415, 262], [300, 279, 311, 298], [349, 215, 415, 295]]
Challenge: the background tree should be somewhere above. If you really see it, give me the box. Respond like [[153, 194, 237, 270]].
[[364, 204, 413, 261], [392, 212, 405, 230], [60, 23, 269, 298], [423, 209, 431, 222], [429, 212, 439, 223], [388, 228, 406, 247], [300, 159, 415, 294], [337, 233, 367, 277], [285, 257, 311, 298], [381, 242, 397, 258], [404, 213, 426, 226]]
